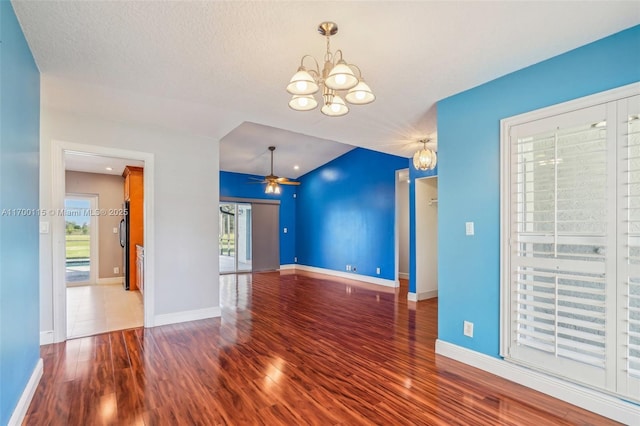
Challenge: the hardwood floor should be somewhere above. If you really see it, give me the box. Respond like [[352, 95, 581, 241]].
[[25, 271, 619, 425]]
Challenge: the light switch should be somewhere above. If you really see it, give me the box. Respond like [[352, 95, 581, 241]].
[[113, 227, 118, 234], [465, 222, 474, 236], [283, 227, 288, 234], [39, 221, 49, 234]]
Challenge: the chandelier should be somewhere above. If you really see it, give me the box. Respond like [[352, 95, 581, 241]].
[[413, 139, 437, 171], [287, 22, 375, 117]]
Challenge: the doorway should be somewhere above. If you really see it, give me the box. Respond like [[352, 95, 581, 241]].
[[63, 158, 145, 338], [51, 140, 154, 343], [415, 176, 438, 299], [219, 202, 252, 273], [219, 199, 280, 274], [64, 194, 98, 286], [395, 169, 410, 281]]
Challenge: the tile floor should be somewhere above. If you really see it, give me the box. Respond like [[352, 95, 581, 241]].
[[66, 284, 143, 338]]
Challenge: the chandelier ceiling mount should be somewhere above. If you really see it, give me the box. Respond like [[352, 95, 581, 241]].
[[317, 21, 338, 37]]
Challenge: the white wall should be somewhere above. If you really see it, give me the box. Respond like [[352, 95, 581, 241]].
[[39, 108, 220, 339], [415, 177, 438, 299]]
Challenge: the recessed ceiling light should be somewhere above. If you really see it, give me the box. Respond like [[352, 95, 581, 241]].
[[105, 167, 113, 171], [293, 165, 300, 170]]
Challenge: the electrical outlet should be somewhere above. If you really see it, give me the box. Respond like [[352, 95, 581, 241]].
[[376, 267, 381, 275], [346, 265, 350, 271], [283, 227, 288, 234], [294, 257, 298, 263], [463, 321, 474, 338], [114, 267, 119, 274]]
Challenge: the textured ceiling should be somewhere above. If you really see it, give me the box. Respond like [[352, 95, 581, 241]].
[[12, 1, 640, 176]]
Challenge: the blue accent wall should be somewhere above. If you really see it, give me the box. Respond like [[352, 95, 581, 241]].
[[219, 171, 297, 265], [0, 1, 41, 423], [437, 25, 640, 357], [408, 165, 437, 294], [296, 148, 407, 280]]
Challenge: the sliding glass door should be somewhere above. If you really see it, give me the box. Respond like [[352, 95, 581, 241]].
[[219, 202, 252, 273]]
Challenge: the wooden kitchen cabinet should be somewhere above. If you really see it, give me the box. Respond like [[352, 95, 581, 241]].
[[123, 166, 143, 291]]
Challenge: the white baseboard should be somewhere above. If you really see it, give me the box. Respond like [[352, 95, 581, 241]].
[[293, 264, 399, 288], [279, 264, 296, 270], [97, 277, 124, 285], [399, 272, 409, 280], [154, 306, 221, 327], [419, 290, 438, 300], [40, 331, 54, 346], [435, 340, 640, 425], [408, 290, 437, 302], [8, 358, 43, 426]]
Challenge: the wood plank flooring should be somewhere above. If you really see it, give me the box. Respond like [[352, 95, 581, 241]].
[[25, 271, 620, 425]]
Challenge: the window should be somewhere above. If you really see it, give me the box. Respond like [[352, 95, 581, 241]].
[[501, 84, 640, 402]]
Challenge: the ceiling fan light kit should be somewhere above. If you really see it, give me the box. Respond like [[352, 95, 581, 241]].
[[413, 139, 437, 171], [287, 22, 375, 116], [265, 181, 281, 194]]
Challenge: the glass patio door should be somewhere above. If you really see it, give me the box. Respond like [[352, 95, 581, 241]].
[[219, 202, 252, 273], [65, 195, 97, 285]]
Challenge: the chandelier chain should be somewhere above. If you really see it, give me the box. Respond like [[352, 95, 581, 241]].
[[325, 36, 331, 63]]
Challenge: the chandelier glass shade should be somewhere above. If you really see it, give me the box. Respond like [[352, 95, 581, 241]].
[[289, 95, 318, 111], [413, 140, 437, 171], [287, 22, 375, 116]]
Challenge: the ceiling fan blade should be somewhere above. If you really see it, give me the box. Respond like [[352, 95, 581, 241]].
[[276, 177, 301, 184], [248, 147, 301, 187], [248, 176, 264, 181]]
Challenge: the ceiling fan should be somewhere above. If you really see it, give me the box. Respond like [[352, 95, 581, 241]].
[[250, 146, 300, 194]]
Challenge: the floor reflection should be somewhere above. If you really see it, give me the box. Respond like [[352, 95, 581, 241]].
[[26, 271, 617, 425]]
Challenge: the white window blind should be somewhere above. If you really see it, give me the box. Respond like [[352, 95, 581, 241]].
[[502, 88, 640, 402], [618, 95, 640, 398]]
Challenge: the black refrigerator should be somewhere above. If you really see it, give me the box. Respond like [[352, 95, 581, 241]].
[[119, 200, 130, 290]]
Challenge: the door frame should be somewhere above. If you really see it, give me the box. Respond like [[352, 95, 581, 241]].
[[51, 140, 155, 343], [414, 175, 438, 300]]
